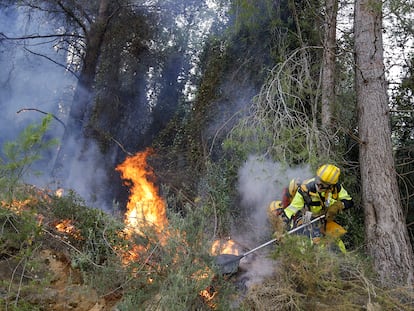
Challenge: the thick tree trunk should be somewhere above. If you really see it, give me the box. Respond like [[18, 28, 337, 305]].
[[354, 0, 414, 285], [67, 0, 110, 135], [321, 0, 337, 128], [52, 0, 110, 177]]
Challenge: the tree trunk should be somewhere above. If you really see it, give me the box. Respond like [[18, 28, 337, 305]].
[[68, 0, 110, 135], [321, 0, 337, 128], [354, 0, 414, 285], [52, 0, 110, 177]]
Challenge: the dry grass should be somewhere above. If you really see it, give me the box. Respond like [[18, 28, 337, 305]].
[[240, 236, 414, 311]]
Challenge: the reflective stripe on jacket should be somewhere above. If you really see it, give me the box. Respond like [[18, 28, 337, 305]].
[[284, 177, 352, 219]]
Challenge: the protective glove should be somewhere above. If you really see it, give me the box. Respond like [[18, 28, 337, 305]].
[[303, 211, 312, 224], [268, 201, 283, 231], [272, 230, 285, 242], [272, 213, 287, 242], [326, 201, 344, 221]]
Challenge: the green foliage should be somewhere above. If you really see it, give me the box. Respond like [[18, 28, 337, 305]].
[[0, 300, 42, 311], [0, 186, 129, 309], [223, 124, 272, 160], [0, 114, 239, 310], [225, 46, 330, 168], [366, 0, 383, 14], [0, 115, 58, 199], [197, 160, 240, 236], [0, 195, 48, 310], [0, 117, 58, 310], [230, 0, 276, 33], [1, 193, 229, 310], [334, 210, 365, 251], [390, 55, 414, 246], [50, 190, 128, 282], [88, 3, 155, 154], [117, 202, 238, 310], [0, 204, 41, 258], [51, 190, 124, 238]]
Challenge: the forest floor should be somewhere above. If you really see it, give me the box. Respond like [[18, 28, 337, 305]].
[[2, 186, 413, 311]]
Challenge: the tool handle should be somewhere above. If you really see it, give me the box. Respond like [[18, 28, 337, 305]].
[[242, 214, 325, 257]]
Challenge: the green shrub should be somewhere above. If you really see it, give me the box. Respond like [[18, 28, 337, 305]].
[[0, 115, 57, 201], [0, 207, 41, 257], [117, 202, 238, 310]]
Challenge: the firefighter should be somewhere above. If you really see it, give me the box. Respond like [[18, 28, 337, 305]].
[[283, 178, 301, 208], [274, 164, 354, 253], [267, 178, 301, 231]]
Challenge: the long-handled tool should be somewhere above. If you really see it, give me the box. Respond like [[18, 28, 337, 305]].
[[214, 214, 325, 274]]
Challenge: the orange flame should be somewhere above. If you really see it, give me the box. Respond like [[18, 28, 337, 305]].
[[211, 239, 240, 256], [116, 148, 167, 235], [116, 149, 218, 309], [55, 219, 82, 240]]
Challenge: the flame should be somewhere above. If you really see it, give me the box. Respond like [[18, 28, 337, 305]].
[[55, 219, 82, 240], [115, 149, 219, 309], [1, 199, 33, 213], [115, 148, 168, 264], [199, 286, 218, 307], [116, 148, 167, 235], [198, 239, 243, 308], [211, 239, 240, 256]]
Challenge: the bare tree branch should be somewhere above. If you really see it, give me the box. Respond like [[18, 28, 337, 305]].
[[55, 0, 89, 34], [0, 32, 83, 41], [23, 47, 79, 78], [16, 108, 66, 129]]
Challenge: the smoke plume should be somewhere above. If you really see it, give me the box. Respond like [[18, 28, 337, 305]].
[[233, 155, 312, 287]]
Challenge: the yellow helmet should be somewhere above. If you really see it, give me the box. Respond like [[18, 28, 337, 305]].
[[268, 200, 282, 213], [288, 178, 300, 197], [316, 164, 340, 185]]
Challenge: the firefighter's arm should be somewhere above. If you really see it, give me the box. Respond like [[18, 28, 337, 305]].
[[272, 212, 288, 241], [326, 201, 344, 221], [284, 191, 305, 219], [327, 185, 354, 221], [337, 185, 354, 210]]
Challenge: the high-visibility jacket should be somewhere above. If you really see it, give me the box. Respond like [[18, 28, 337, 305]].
[[284, 177, 353, 219]]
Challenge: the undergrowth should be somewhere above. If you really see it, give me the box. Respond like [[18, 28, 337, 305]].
[[0, 185, 239, 310], [242, 235, 414, 311], [0, 116, 237, 310], [1, 114, 413, 311]]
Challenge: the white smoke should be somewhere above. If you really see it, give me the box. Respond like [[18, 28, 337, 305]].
[[0, 2, 229, 212], [233, 155, 312, 287], [236, 155, 311, 239], [0, 7, 113, 210]]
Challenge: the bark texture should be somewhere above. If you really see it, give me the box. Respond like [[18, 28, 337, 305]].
[[53, 0, 111, 177], [321, 0, 338, 128], [66, 0, 110, 135], [354, 0, 414, 285]]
